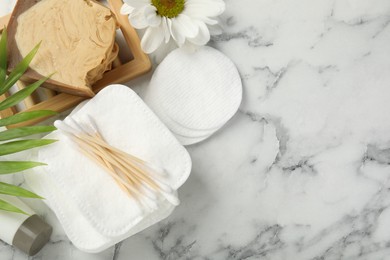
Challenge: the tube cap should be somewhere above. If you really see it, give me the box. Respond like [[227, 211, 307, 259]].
[[12, 214, 52, 256]]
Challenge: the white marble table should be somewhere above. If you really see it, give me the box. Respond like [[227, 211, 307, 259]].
[[2, 0, 390, 259]]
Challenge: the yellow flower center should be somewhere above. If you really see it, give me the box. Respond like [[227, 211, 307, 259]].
[[151, 0, 185, 18]]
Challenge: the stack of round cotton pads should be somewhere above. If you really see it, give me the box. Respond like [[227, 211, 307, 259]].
[[143, 46, 242, 145]]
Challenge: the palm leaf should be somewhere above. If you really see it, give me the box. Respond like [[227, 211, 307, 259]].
[[0, 199, 28, 215], [0, 125, 56, 141], [0, 75, 51, 111], [0, 110, 58, 127], [0, 161, 46, 175], [0, 27, 6, 86], [0, 27, 55, 214], [0, 182, 43, 199], [0, 42, 41, 95], [0, 139, 57, 156]]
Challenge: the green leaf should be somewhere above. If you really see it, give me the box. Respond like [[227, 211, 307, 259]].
[[0, 139, 57, 156], [0, 199, 28, 215], [0, 110, 58, 127], [0, 182, 43, 199], [0, 75, 51, 111], [0, 30, 55, 215], [0, 69, 5, 90], [0, 27, 7, 86], [0, 42, 41, 95], [0, 125, 56, 141], [0, 161, 46, 175]]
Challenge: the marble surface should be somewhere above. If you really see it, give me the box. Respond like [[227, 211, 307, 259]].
[[2, 0, 390, 259]]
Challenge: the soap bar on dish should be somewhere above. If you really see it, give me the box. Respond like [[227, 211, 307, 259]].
[[24, 85, 192, 252], [7, 0, 118, 97]]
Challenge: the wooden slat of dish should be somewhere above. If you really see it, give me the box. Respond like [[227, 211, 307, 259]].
[[0, 14, 10, 27], [44, 88, 56, 99], [0, 93, 17, 118], [16, 81, 37, 108], [108, 0, 150, 64], [0, 0, 151, 128], [112, 57, 122, 68]]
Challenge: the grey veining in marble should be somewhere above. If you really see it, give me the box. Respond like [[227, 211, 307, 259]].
[[2, 0, 390, 259]]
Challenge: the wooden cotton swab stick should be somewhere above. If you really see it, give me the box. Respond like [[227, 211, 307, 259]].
[[56, 121, 138, 193], [59, 121, 147, 193], [108, 149, 179, 205], [72, 118, 163, 190], [77, 137, 145, 194], [80, 135, 168, 186], [55, 117, 179, 208], [71, 134, 159, 209], [113, 154, 160, 190], [74, 117, 147, 164], [76, 129, 166, 189], [63, 132, 136, 197], [74, 133, 160, 204], [93, 137, 177, 203], [77, 141, 129, 195]]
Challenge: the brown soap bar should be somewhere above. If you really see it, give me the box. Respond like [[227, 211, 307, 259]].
[[7, 0, 119, 97]]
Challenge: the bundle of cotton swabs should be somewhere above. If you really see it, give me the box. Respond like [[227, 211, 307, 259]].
[[54, 116, 179, 211]]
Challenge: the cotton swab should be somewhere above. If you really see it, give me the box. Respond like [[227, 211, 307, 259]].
[[54, 116, 179, 210]]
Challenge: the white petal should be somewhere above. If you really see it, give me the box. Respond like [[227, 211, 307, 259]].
[[181, 42, 201, 53], [169, 18, 185, 46], [144, 6, 161, 27], [187, 21, 210, 45], [167, 18, 173, 41], [123, 0, 150, 8], [129, 7, 149, 29], [183, 0, 225, 17], [200, 17, 219, 25], [162, 18, 171, 43], [171, 14, 199, 41], [183, 7, 220, 25], [141, 26, 165, 53], [120, 3, 134, 15], [208, 23, 223, 35], [179, 15, 199, 37]]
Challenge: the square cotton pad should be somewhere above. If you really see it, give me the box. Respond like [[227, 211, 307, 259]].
[[24, 85, 192, 252], [142, 46, 242, 145]]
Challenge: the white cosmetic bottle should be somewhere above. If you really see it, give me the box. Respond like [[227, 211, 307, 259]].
[[0, 196, 52, 256]]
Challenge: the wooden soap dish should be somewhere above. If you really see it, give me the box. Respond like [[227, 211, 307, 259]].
[[0, 0, 151, 128]]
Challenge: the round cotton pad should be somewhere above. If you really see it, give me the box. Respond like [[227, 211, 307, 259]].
[[144, 93, 217, 138], [143, 46, 242, 142], [174, 132, 214, 146]]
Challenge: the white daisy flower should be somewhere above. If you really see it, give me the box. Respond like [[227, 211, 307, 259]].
[[121, 0, 225, 54]]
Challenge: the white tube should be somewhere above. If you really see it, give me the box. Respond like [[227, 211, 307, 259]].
[[0, 196, 52, 256], [0, 196, 34, 245]]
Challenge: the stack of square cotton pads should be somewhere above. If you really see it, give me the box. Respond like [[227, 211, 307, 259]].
[[24, 85, 192, 253], [142, 46, 242, 145]]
